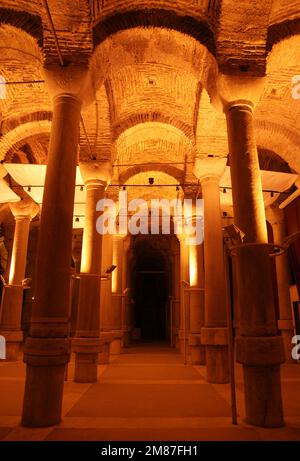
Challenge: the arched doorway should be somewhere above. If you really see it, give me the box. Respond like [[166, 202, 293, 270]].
[[131, 235, 172, 342]]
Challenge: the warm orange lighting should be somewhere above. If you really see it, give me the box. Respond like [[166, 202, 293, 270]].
[[8, 254, 16, 285], [189, 245, 198, 287], [111, 260, 117, 293]]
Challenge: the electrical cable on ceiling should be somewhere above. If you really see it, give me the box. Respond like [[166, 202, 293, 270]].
[[42, 0, 65, 67]]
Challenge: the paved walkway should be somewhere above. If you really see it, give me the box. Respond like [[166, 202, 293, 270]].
[[0, 343, 300, 441]]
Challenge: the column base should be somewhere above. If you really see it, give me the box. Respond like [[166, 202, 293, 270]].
[[22, 337, 70, 427], [243, 365, 284, 427], [0, 330, 23, 361], [98, 343, 110, 364], [110, 338, 121, 355], [205, 346, 229, 383], [72, 337, 101, 383], [110, 331, 124, 355], [178, 330, 189, 359], [201, 327, 229, 383], [188, 334, 205, 365], [236, 335, 285, 427], [122, 330, 131, 348]]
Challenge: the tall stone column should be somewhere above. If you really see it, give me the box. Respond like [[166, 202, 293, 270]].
[[219, 73, 285, 427], [178, 234, 190, 360], [70, 231, 82, 337], [171, 238, 180, 348], [0, 200, 39, 360], [267, 205, 294, 363], [73, 162, 111, 382], [195, 161, 229, 383], [100, 232, 114, 359], [188, 243, 205, 364], [121, 236, 131, 347], [21, 67, 90, 427]]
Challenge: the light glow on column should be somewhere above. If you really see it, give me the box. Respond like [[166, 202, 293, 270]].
[[8, 255, 16, 285], [189, 245, 198, 287]]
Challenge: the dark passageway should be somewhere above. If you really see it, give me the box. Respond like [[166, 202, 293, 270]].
[[131, 236, 171, 341]]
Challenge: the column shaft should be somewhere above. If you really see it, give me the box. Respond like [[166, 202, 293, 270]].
[[110, 235, 125, 354], [73, 181, 105, 382], [22, 94, 81, 427], [0, 216, 31, 360], [226, 103, 285, 427], [269, 210, 294, 363], [201, 177, 229, 383], [188, 243, 205, 364], [99, 233, 114, 362], [179, 237, 189, 360], [121, 237, 131, 347]]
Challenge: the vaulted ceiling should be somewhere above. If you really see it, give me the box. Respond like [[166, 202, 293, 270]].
[[0, 0, 300, 209]]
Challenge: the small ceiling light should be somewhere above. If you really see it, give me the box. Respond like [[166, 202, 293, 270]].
[[223, 188, 227, 194], [148, 177, 154, 185], [123, 186, 126, 191], [176, 186, 180, 191], [27, 186, 31, 192], [271, 191, 274, 198], [75, 217, 80, 222], [80, 186, 84, 192]]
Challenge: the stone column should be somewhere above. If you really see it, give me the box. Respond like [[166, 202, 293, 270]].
[[73, 162, 111, 382], [171, 238, 180, 348], [100, 232, 114, 360], [188, 243, 205, 364], [178, 234, 190, 360], [21, 67, 90, 427], [0, 200, 39, 360], [267, 205, 294, 363], [111, 234, 126, 354], [195, 161, 229, 383], [70, 231, 82, 337], [219, 73, 285, 427], [121, 236, 131, 347]]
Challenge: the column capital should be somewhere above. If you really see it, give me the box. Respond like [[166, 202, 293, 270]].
[[43, 66, 93, 105], [194, 157, 226, 183], [266, 205, 285, 227], [79, 161, 112, 187], [216, 73, 266, 112], [9, 199, 39, 220]]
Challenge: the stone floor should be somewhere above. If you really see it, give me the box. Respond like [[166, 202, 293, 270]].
[[0, 342, 300, 441]]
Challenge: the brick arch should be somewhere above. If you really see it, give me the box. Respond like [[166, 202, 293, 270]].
[[267, 18, 300, 52], [5, 133, 49, 164], [93, 9, 216, 56], [0, 120, 51, 162], [113, 113, 194, 142], [255, 120, 300, 174], [1, 112, 52, 135], [0, 7, 43, 47], [118, 164, 184, 184]]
